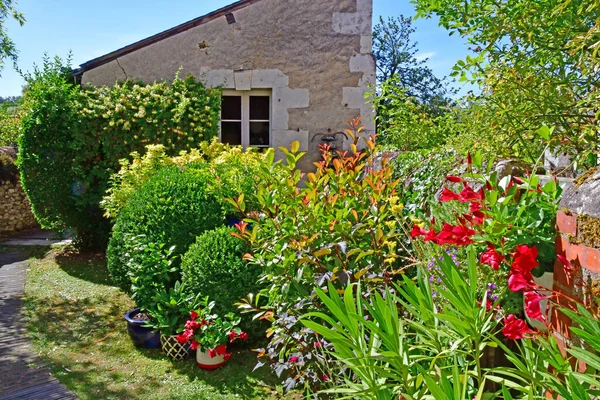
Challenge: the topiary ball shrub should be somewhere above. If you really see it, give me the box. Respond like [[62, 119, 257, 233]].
[[107, 164, 225, 290], [181, 226, 263, 335]]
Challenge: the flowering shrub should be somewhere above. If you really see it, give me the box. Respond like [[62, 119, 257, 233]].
[[230, 121, 412, 391], [411, 155, 562, 315], [18, 55, 220, 249], [177, 297, 248, 359]]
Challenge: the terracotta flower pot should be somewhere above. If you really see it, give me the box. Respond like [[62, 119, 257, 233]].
[[196, 348, 229, 370], [160, 334, 191, 360]]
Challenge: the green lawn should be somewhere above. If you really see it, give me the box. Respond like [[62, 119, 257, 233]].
[[22, 247, 294, 400]]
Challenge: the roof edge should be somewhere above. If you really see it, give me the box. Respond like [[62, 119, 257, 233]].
[[78, 0, 262, 73]]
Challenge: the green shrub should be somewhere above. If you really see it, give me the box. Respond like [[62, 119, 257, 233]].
[[0, 107, 21, 147], [107, 164, 225, 290], [18, 55, 221, 249], [181, 226, 260, 317], [101, 139, 265, 220]]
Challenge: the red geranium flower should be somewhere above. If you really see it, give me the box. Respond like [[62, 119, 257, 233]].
[[480, 243, 505, 270], [503, 314, 533, 340], [190, 310, 199, 320], [176, 329, 193, 344], [228, 331, 237, 343], [215, 345, 228, 356], [208, 349, 217, 358], [459, 184, 484, 203], [239, 332, 249, 341], [185, 320, 200, 330], [190, 339, 200, 351]]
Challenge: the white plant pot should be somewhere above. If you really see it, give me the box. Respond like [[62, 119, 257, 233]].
[[525, 271, 554, 332], [196, 349, 228, 370]]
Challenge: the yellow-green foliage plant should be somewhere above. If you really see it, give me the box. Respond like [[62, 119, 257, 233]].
[[101, 144, 204, 219]]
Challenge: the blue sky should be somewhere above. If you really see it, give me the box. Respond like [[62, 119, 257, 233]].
[[0, 0, 472, 96]]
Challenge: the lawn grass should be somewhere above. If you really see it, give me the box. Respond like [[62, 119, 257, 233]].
[[23, 247, 296, 400]]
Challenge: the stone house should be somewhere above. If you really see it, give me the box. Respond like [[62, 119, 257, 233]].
[[75, 0, 376, 168]]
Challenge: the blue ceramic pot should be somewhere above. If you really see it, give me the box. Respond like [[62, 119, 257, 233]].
[[125, 308, 161, 349]]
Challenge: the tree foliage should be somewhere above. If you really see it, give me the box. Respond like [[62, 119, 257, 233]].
[[412, 0, 600, 166], [0, 0, 24, 75], [373, 15, 452, 110]]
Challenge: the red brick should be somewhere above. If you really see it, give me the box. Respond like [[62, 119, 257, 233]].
[[579, 246, 600, 274], [556, 211, 577, 235]]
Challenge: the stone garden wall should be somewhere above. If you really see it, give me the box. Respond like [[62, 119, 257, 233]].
[[552, 167, 600, 350], [0, 180, 38, 235], [0, 147, 38, 235]]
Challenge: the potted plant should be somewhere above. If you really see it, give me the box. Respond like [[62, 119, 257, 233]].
[[177, 297, 248, 369], [145, 281, 202, 360], [125, 238, 178, 349]]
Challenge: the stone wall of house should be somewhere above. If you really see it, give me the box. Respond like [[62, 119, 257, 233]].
[[552, 168, 600, 348], [0, 180, 38, 235], [80, 0, 375, 170]]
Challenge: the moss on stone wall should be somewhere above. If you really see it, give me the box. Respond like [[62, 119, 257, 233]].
[[577, 214, 600, 249], [574, 166, 599, 188]]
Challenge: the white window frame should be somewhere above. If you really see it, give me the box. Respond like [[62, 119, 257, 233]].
[[220, 89, 272, 148]]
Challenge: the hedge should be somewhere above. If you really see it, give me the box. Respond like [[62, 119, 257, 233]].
[[107, 164, 225, 290], [18, 56, 221, 249]]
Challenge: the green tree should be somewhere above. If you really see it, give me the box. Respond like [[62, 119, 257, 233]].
[[0, 0, 25, 75], [373, 15, 452, 110], [412, 0, 600, 166]]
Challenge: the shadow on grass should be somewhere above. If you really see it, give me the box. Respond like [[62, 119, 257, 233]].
[[55, 249, 113, 286], [26, 293, 284, 399]]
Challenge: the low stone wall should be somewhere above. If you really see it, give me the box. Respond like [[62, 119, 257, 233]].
[[552, 167, 599, 352], [0, 179, 38, 235]]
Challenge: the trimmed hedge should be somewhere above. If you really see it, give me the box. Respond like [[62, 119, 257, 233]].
[[107, 164, 225, 290], [18, 56, 221, 249], [181, 226, 261, 316]]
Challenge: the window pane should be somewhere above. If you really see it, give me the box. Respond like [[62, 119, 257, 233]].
[[222, 96, 241, 120], [250, 122, 270, 146], [250, 96, 270, 120], [222, 122, 242, 146]]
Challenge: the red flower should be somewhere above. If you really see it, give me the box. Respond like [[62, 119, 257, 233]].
[[185, 320, 200, 330], [208, 349, 217, 358], [480, 244, 505, 270], [446, 176, 463, 183], [502, 314, 532, 340], [239, 332, 249, 341], [508, 272, 535, 292], [289, 356, 299, 363], [223, 353, 232, 362], [190, 310, 199, 320], [524, 291, 548, 322], [228, 331, 237, 342], [467, 153, 472, 165], [215, 345, 228, 356], [440, 188, 462, 202], [190, 339, 200, 351], [411, 225, 428, 238], [176, 329, 193, 344], [469, 202, 482, 212], [459, 184, 484, 203]]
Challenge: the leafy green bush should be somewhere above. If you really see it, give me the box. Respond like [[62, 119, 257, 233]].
[[107, 164, 225, 290], [146, 281, 202, 336], [392, 147, 462, 214], [101, 144, 204, 219], [102, 139, 265, 220], [0, 107, 21, 146], [181, 226, 260, 317], [374, 77, 459, 151], [18, 55, 221, 249]]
